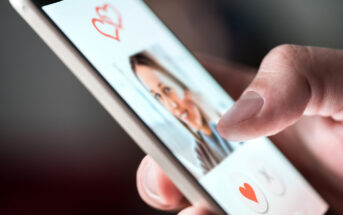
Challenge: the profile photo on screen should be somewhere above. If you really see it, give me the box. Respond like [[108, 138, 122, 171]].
[[130, 49, 244, 175]]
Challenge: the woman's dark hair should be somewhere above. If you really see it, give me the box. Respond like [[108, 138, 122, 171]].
[[130, 51, 188, 90]]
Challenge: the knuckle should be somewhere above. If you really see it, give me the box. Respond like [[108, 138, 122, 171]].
[[261, 44, 310, 74], [270, 44, 299, 59]]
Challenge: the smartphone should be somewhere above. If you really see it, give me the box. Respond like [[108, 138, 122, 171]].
[[10, 0, 329, 214]]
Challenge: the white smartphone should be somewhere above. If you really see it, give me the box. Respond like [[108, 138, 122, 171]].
[[10, 0, 329, 214]]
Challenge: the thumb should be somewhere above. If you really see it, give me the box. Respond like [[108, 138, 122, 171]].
[[218, 45, 343, 141]]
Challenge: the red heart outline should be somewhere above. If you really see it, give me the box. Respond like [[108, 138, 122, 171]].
[[91, 3, 122, 42], [95, 4, 123, 29], [239, 183, 258, 203], [92, 18, 120, 41]]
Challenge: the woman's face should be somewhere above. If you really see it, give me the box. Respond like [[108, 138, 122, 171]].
[[136, 65, 203, 131]]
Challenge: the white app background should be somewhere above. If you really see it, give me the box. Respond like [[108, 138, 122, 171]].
[[44, 0, 233, 176], [43, 0, 328, 214]]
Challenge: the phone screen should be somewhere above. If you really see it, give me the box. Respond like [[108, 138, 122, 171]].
[[39, 0, 328, 214]]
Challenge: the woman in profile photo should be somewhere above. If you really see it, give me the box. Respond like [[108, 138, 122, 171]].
[[130, 51, 241, 174]]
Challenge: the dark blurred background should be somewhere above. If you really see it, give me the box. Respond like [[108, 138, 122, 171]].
[[1, 0, 342, 214]]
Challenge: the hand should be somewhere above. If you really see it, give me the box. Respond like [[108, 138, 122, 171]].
[[136, 45, 343, 214]]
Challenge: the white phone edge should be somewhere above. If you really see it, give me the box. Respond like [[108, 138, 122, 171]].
[[9, 0, 226, 214]]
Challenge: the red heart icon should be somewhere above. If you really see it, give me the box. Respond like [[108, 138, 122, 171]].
[[92, 3, 122, 42], [239, 183, 258, 203]]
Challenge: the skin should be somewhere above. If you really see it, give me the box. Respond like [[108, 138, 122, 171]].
[[135, 64, 211, 135], [136, 45, 343, 214]]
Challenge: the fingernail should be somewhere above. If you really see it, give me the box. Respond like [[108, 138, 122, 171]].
[[219, 91, 264, 128], [142, 160, 166, 205]]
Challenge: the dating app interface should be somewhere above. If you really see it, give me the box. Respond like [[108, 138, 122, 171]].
[[43, 0, 328, 214]]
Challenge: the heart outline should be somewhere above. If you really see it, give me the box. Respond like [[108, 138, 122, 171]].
[[95, 3, 123, 29], [239, 183, 258, 203], [91, 3, 122, 42], [92, 18, 120, 41]]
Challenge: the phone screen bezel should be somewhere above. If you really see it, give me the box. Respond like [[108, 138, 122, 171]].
[[29, 0, 227, 213]]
